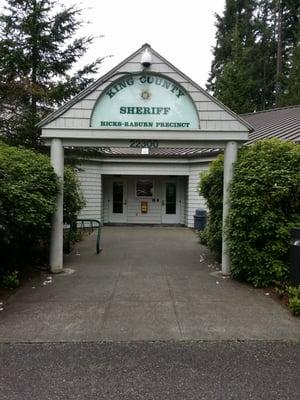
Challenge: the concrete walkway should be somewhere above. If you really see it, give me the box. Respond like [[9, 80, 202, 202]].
[[0, 226, 299, 342]]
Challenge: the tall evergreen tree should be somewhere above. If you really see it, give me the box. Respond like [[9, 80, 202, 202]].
[[207, 0, 257, 96], [279, 30, 300, 105], [0, 0, 105, 147], [207, 0, 300, 113]]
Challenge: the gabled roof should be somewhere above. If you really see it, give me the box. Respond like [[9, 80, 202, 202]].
[[38, 44, 252, 131], [242, 105, 300, 144]]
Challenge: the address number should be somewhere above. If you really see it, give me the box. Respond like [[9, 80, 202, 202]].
[[129, 140, 159, 148]]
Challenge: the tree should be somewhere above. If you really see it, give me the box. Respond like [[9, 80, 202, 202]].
[[0, 0, 105, 147], [207, 0, 257, 97], [278, 21, 300, 105], [214, 28, 258, 113], [207, 0, 300, 113]]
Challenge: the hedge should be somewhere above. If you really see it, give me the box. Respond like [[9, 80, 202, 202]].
[[198, 155, 224, 258], [0, 141, 85, 279], [0, 141, 58, 267], [199, 139, 300, 287]]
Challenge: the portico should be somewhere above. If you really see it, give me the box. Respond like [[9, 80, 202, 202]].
[[39, 44, 251, 275]]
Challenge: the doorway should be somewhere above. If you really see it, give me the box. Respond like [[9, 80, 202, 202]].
[[162, 179, 181, 224], [109, 179, 127, 223]]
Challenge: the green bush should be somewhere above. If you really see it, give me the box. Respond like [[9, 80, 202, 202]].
[[199, 155, 224, 258], [64, 165, 86, 225], [229, 139, 300, 287], [0, 141, 58, 274], [0, 141, 86, 282], [286, 286, 300, 316], [2, 270, 20, 289], [199, 139, 300, 287]]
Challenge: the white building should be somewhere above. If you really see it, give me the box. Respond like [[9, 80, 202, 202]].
[[39, 44, 251, 273]]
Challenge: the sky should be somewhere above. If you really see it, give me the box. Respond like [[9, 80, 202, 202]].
[[0, 0, 226, 88], [61, 0, 226, 88]]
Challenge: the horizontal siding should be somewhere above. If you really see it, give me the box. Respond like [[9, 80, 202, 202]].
[[77, 164, 101, 221], [187, 163, 208, 227], [43, 49, 248, 132], [100, 162, 189, 176], [184, 179, 188, 226]]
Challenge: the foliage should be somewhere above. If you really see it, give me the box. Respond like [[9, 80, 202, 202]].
[[2, 270, 20, 289], [207, 0, 300, 112], [63, 165, 85, 225], [286, 286, 300, 316], [199, 139, 300, 287], [0, 141, 86, 282], [0, 0, 105, 147], [199, 155, 224, 258], [279, 36, 300, 106], [0, 140, 58, 276], [228, 139, 300, 286]]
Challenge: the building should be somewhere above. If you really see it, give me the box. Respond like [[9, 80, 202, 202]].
[[242, 105, 300, 144], [39, 44, 251, 273]]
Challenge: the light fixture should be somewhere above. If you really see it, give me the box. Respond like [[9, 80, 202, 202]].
[[141, 48, 152, 68], [141, 148, 149, 155]]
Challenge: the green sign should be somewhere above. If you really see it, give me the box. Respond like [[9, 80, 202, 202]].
[[90, 74, 199, 129]]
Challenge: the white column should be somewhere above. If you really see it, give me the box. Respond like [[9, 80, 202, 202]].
[[222, 141, 238, 275], [50, 138, 64, 273]]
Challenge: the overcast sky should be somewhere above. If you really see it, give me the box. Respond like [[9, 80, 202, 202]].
[[63, 0, 226, 88], [0, 0, 226, 88]]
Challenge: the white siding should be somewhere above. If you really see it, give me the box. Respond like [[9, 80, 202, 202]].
[[43, 48, 248, 133], [77, 161, 209, 227], [100, 162, 189, 176], [187, 163, 209, 228], [77, 164, 102, 221], [184, 178, 189, 226]]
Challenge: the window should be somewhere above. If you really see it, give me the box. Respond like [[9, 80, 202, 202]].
[[166, 182, 176, 214], [136, 179, 153, 197], [113, 181, 123, 213]]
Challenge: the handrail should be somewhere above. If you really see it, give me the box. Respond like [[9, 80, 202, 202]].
[[68, 218, 102, 254]]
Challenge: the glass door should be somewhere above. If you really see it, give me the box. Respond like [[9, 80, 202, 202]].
[[109, 180, 127, 223], [162, 180, 181, 223]]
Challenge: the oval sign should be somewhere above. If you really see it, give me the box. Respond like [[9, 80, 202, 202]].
[[90, 74, 199, 129]]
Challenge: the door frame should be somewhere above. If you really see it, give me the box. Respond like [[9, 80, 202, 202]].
[[161, 177, 181, 224], [108, 177, 128, 223]]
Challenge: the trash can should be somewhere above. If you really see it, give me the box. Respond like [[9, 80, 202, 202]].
[[194, 208, 207, 230], [290, 227, 300, 285]]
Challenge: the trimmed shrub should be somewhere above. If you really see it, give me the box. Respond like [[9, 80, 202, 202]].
[[229, 139, 300, 287], [0, 141, 58, 274], [199, 139, 300, 287], [199, 155, 224, 258], [0, 141, 86, 281], [64, 165, 85, 225]]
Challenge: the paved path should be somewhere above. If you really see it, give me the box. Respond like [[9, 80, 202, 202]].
[[0, 226, 299, 341], [1, 341, 300, 400]]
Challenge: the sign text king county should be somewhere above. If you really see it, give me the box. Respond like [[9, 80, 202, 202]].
[[106, 75, 185, 100]]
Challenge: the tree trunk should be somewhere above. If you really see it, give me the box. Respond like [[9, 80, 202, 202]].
[[275, 0, 283, 105]]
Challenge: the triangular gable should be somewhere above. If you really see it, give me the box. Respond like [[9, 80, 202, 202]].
[[39, 44, 252, 132]]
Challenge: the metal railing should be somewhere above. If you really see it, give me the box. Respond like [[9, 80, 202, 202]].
[[67, 219, 102, 254]]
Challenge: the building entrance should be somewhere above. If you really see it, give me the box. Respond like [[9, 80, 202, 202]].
[[109, 179, 127, 223], [104, 176, 185, 225]]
